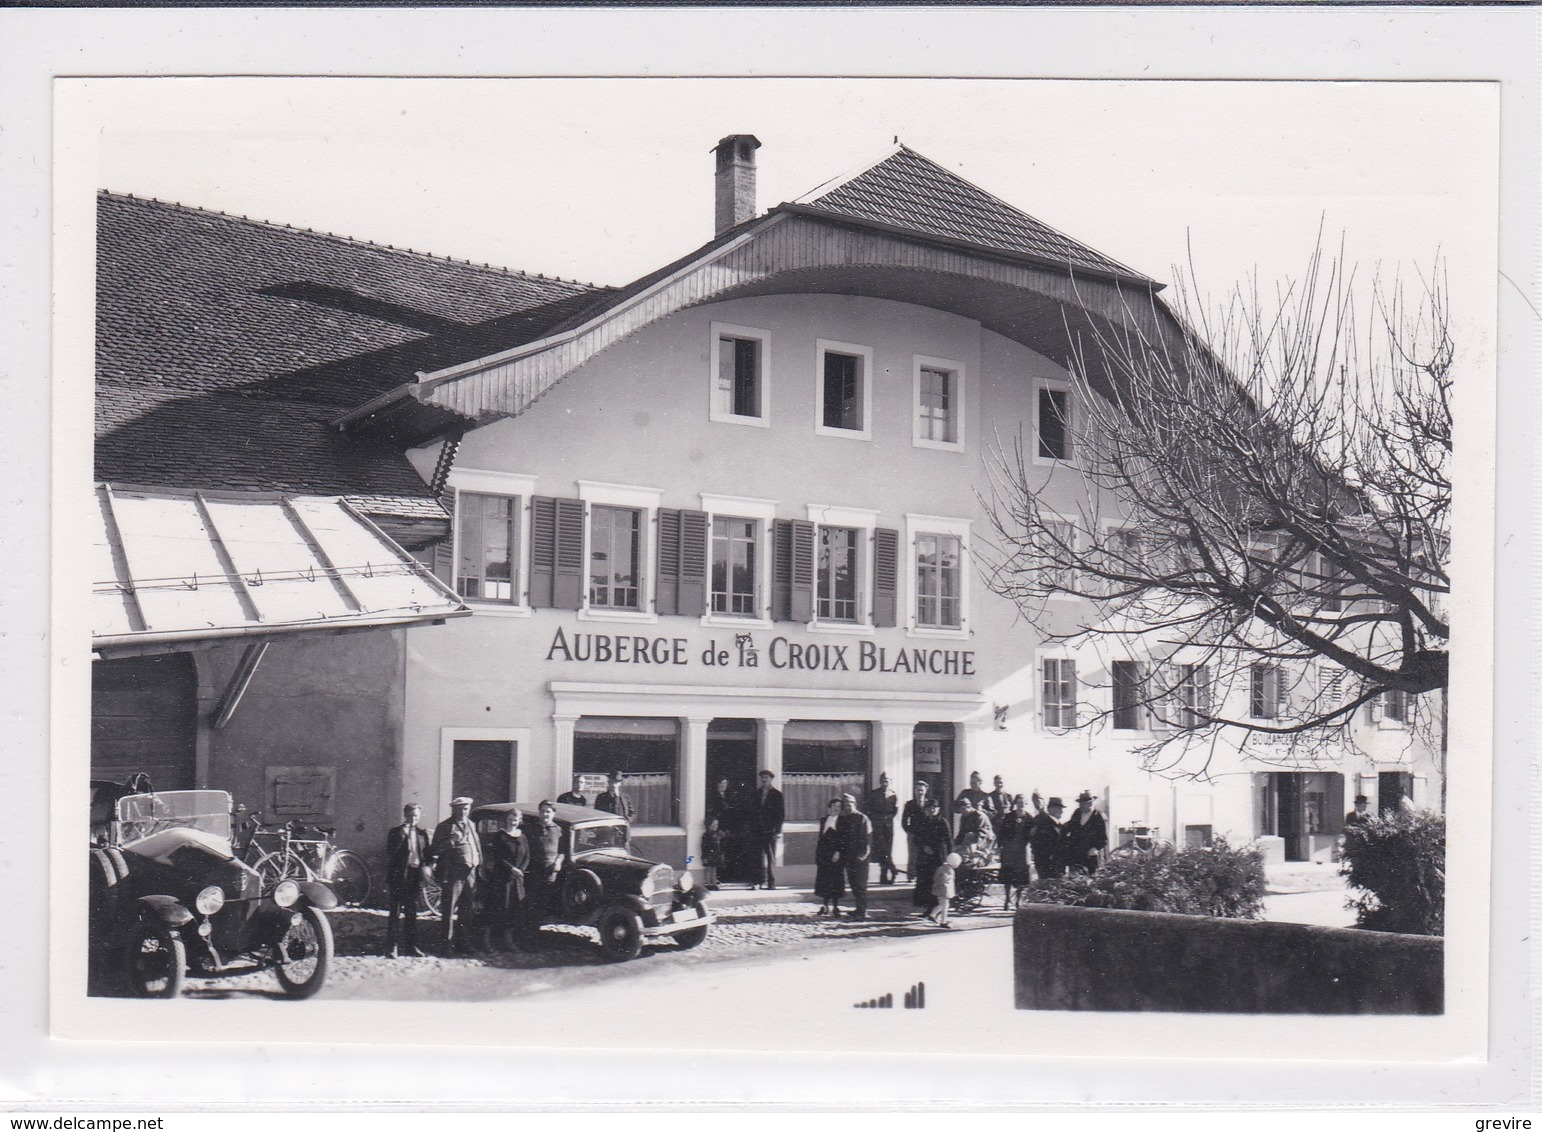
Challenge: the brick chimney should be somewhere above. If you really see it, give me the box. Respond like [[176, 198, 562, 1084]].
[[713, 134, 761, 236]]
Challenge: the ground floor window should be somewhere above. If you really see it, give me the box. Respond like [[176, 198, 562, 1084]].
[[573, 717, 678, 825], [781, 720, 870, 821]]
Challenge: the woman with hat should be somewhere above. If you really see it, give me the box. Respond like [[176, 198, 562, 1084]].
[[996, 794, 1033, 909], [812, 797, 846, 917], [1063, 789, 1108, 876]]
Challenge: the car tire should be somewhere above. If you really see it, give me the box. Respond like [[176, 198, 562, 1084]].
[[102, 846, 129, 884], [595, 904, 644, 962], [124, 920, 186, 999], [271, 906, 333, 998], [562, 869, 603, 918], [673, 924, 709, 950]]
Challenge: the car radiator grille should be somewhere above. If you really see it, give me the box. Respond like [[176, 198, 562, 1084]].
[[648, 864, 674, 910]]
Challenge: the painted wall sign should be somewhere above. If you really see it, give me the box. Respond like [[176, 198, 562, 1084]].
[[544, 626, 974, 677]]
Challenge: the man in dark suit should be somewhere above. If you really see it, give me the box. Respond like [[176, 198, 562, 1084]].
[[1028, 794, 1066, 879], [596, 771, 635, 820], [900, 780, 930, 881], [750, 769, 785, 889], [866, 772, 899, 885], [1063, 789, 1108, 875], [833, 793, 873, 920], [384, 802, 431, 958], [429, 796, 483, 954], [556, 778, 590, 807], [985, 775, 1012, 825]]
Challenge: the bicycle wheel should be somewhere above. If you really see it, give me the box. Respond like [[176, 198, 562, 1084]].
[[252, 850, 309, 892], [417, 875, 442, 918], [322, 850, 372, 906]]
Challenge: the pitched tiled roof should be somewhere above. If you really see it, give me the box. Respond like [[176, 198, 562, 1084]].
[[795, 145, 1152, 285], [96, 192, 603, 502]]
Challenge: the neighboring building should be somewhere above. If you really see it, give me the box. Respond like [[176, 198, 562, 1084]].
[[93, 136, 1442, 876]]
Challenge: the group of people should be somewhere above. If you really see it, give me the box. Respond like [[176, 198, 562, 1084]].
[[700, 769, 789, 890], [383, 796, 568, 958]]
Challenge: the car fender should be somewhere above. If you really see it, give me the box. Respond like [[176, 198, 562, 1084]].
[[295, 880, 339, 911], [133, 894, 194, 928], [603, 893, 648, 918]]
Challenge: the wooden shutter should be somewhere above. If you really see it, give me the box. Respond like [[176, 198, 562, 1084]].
[[872, 527, 899, 627], [430, 486, 457, 588], [678, 510, 709, 617], [656, 508, 682, 616], [553, 498, 586, 610], [790, 520, 815, 622], [529, 496, 557, 608], [771, 520, 792, 621]]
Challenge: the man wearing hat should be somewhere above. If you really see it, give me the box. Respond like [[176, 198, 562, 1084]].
[[1027, 793, 1066, 880], [1063, 789, 1108, 875], [596, 771, 635, 821], [833, 793, 873, 921], [429, 796, 483, 954], [1344, 794, 1372, 827], [750, 769, 785, 889]]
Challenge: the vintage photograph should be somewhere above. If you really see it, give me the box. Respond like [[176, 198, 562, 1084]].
[[57, 76, 1495, 1052]]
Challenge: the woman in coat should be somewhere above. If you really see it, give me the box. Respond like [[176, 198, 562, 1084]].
[[995, 795, 1033, 909], [911, 798, 953, 915], [813, 798, 846, 916]]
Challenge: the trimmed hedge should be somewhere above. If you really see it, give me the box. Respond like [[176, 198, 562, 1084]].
[[1023, 837, 1267, 919], [1338, 810, 1445, 936]]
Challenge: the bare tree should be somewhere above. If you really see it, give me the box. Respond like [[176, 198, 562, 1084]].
[[982, 244, 1451, 776]]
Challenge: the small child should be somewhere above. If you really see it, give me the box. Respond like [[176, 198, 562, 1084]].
[[929, 852, 961, 929], [700, 818, 724, 890]]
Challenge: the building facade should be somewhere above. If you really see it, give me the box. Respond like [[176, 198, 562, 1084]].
[[93, 137, 1443, 879]]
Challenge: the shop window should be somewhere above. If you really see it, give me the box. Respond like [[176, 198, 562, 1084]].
[[914, 532, 961, 629], [1036, 384, 1073, 461], [456, 491, 519, 603], [711, 323, 768, 425], [1041, 658, 1077, 729], [781, 720, 871, 822], [817, 526, 860, 622], [1111, 661, 1145, 730], [914, 356, 963, 449], [816, 340, 872, 439], [710, 517, 759, 616], [589, 505, 642, 610], [573, 717, 679, 826], [1250, 663, 1282, 720]]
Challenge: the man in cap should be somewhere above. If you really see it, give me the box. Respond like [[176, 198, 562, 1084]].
[[750, 769, 785, 889], [1062, 789, 1108, 875], [429, 796, 483, 954], [833, 793, 873, 921], [866, 771, 899, 885], [985, 775, 1012, 825], [900, 779, 930, 882], [1028, 794, 1066, 880], [384, 802, 431, 958], [953, 771, 989, 820]]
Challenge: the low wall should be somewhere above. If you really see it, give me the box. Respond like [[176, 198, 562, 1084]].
[[1015, 904, 1442, 1014]]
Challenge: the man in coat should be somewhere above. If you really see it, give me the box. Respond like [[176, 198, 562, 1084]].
[[985, 775, 1012, 825], [429, 796, 482, 954], [384, 802, 431, 958], [1028, 795, 1066, 880], [750, 769, 785, 889], [556, 778, 590, 807], [953, 771, 989, 835], [596, 771, 635, 821], [1063, 789, 1108, 875], [866, 772, 899, 885], [900, 780, 930, 882], [833, 793, 873, 920], [1343, 794, 1372, 827]]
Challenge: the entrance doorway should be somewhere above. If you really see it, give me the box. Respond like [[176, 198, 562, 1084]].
[[706, 719, 759, 884], [1259, 771, 1344, 861], [1378, 771, 1414, 815], [912, 723, 955, 810]]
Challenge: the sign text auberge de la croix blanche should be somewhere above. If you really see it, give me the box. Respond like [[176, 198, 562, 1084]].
[[544, 626, 976, 676]]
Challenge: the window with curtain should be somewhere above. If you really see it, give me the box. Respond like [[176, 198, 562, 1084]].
[[781, 720, 870, 821]]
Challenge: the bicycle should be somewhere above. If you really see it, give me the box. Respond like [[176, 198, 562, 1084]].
[[1111, 823, 1175, 861], [239, 812, 373, 907]]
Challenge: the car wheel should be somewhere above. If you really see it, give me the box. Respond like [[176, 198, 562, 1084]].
[[595, 904, 644, 962], [124, 920, 186, 998], [562, 869, 603, 918], [271, 906, 333, 998], [321, 850, 372, 907], [673, 924, 709, 950]]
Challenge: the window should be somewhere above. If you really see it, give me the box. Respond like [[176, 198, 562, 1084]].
[[711, 517, 758, 616], [815, 340, 872, 439], [573, 717, 679, 826], [589, 505, 641, 609], [915, 533, 961, 629], [1374, 688, 1409, 726], [1037, 384, 1072, 461], [1175, 664, 1211, 727], [914, 355, 964, 449], [456, 492, 518, 602], [1042, 518, 1077, 594], [710, 322, 769, 425], [817, 526, 859, 622], [1250, 663, 1282, 720], [781, 721, 870, 822], [1112, 661, 1144, 730], [1041, 658, 1077, 729]]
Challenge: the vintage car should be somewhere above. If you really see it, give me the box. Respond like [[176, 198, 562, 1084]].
[[89, 788, 338, 998], [469, 801, 713, 961]]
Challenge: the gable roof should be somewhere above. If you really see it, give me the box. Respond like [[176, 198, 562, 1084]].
[[95, 192, 603, 512], [790, 144, 1154, 286]]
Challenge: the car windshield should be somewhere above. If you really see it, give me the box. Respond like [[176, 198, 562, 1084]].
[[115, 791, 233, 845], [571, 822, 630, 854]]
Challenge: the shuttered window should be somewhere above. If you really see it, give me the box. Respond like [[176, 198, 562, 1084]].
[[529, 496, 585, 610], [656, 508, 709, 617], [589, 505, 642, 610], [456, 492, 519, 603], [872, 527, 900, 628], [816, 526, 859, 622], [710, 517, 758, 616]]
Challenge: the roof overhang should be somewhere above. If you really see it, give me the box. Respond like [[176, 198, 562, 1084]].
[[93, 483, 469, 657]]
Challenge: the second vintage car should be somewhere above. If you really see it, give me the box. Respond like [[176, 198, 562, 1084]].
[[469, 801, 713, 961]]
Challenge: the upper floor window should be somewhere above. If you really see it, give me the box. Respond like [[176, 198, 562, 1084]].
[[1173, 663, 1211, 728], [1111, 660, 1144, 729], [815, 340, 873, 440], [913, 355, 964, 449], [1036, 383, 1073, 461], [1250, 663, 1282, 720], [1041, 658, 1078, 729], [589, 505, 641, 610], [456, 492, 519, 603], [1373, 688, 1409, 726], [817, 526, 860, 622], [710, 322, 769, 426], [915, 532, 961, 629], [711, 516, 759, 616]]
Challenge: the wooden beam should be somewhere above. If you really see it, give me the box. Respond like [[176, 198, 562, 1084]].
[[211, 640, 269, 730]]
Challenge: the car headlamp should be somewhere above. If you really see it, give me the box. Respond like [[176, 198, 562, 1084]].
[[272, 879, 300, 908], [195, 885, 226, 916], [677, 870, 695, 893], [639, 874, 656, 899]]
